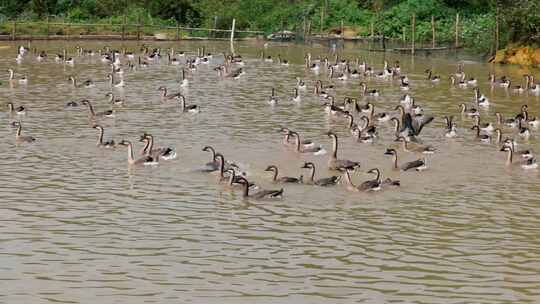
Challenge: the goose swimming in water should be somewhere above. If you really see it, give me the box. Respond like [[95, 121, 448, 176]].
[[326, 132, 360, 171], [81, 100, 114, 119], [471, 125, 491, 143], [474, 116, 495, 133], [158, 86, 182, 102], [178, 95, 200, 113], [105, 92, 124, 106], [279, 128, 315, 149], [69, 76, 95, 88], [236, 177, 284, 200], [384, 148, 427, 171], [93, 125, 115, 148], [360, 82, 380, 96], [300, 162, 340, 186], [291, 88, 301, 103], [13, 122, 35, 144], [201, 146, 237, 172], [425, 69, 440, 82], [7, 69, 27, 84], [107, 74, 125, 88], [265, 165, 302, 183], [500, 145, 537, 169], [268, 88, 278, 105], [474, 88, 490, 107], [396, 136, 436, 154], [119, 140, 158, 166], [140, 133, 177, 160], [343, 168, 382, 192], [7, 102, 25, 115], [460, 103, 479, 117], [289, 131, 326, 155], [444, 116, 458, 138]]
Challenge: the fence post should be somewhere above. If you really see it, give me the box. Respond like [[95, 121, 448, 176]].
[[431, 15, 436, 48], [455, 13, 459, 48], [137, 16, 141, 40], [411, 14, 416, 55], [213, 16, 218, 38], [402, 26, 406, 43], [46, 16, 50, 39], [320, 7, 324, 35], [340, 19, 344, 36], [122, 15, 126, 40], [495, 10, 500, 52], [370, 21, 374, 38], [11, 21, 16, 41], [176, 21, 180, 41], [230, 18, 236, 55]]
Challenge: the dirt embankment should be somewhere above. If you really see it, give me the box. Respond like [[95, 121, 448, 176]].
[[491, 46, 540, 66]]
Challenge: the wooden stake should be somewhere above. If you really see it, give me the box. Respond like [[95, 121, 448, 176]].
[[122, 14, 126, 40], [495, 10, 500, 51], [230, 18, 236, 55], [370, 21, 374, 37], [320, 7, 324, 34], [11, 21, 15, 41], [431, 15, 436, 48], [455, 13, 459, 48], [137, 16, 141, 40], [176, 21, 180, 41], [411, 14, 416, 55], [46, 16, 50, 39], [340, 19, 344, 36]]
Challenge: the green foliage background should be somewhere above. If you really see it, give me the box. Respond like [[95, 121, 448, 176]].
[[0, 0, 538, 52]]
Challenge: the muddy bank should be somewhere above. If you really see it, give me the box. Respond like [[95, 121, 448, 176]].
[[491, 46, 540, 66]]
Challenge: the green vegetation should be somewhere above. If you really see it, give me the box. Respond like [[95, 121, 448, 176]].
[[0, 0, 539, 53]]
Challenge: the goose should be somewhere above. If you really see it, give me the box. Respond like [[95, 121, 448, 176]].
[[353, 125, 375, 144], [92, 125, 115, 148], [81, 100, 114, 118], [489, 74, 508, 87], [138, 56, 148, 68], [223, 168, 254, 189], [15, 53, 24, 63], [107, 74, 125, 88], [36, 51, 47, 61], [474, 116, 495, 133], [178, 95, 200, 113], [118, 140, 158, 166], [323, 96, 347, 116], [277, 54, 289, 66], [268, 88, 278, 105], [105, 92, 124, 106], [528, 117, 540, 128], [466, 76, 478, 86], [518, 118, 531, 139], [236, 177, 284, 200], [13, 122, 35, 143], [520, 105, 530, 122], [471, 125, 491, 142], [360, 82, 380, 96], [500, 145, 537, 169], [7, 69, 27, 84], [291, 88, 301, 102], [343, 168, 382, 192], [512, 75, 529, 93], [384, 148, 427, 171], [460, 103, 479, 117], [65, 101, 79, 107], [201, 146, 238, 172], [168, 54, 181, 65], [326, 132, 360, 171], [158, 86, 181, 102], [279, 128, 315, 149], [528, 75, 540, 93], [503, 139, 534, 160], [450, 75, 467, 87], [444, 116, 458, 138], [300, 162, 340, 186], [399, 110, 434, 137], [69, 76, 95, 88], [495, 112, 518, 127], [265, 165, 302, 183], [180, 69, 189, 87], [396, 136, 436, 154], [425, 69, 441, 82], [399, 76, 410, 90], [455, 63, 465, 78], [400, 94, 413, 105], [7, 102, 25, 115], [139, 133, 177, 160], [296, 77, 307, 90], [65, 57, 75, 65], [474, 88, 490, 107], [290, 131, 326, 155]]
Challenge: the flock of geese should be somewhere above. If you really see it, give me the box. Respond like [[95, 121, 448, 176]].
[[3, 44, 539, 199]]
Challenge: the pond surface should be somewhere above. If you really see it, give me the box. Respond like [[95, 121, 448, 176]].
[[1, 40, 540, 303]]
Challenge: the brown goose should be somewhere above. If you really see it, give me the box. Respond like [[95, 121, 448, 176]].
[[264, 165, 302, 183], [326, 131, 360, 171]]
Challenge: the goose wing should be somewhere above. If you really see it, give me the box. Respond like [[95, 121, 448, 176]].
[[252, 188, 284, 199], [315, 176, 340, 186], [411, 114, 434, 135], [401, 159, 425, 171], [357, 179, 380, 191], [334, 159, 360, 171]]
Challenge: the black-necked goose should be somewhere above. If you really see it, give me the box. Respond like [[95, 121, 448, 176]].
[[13, 122, 35, 144], [140, 133, 177, 160], [69, 76, 94, 88], [460, 103, 479, 117], [105, 92, 124, 106], [265, 165, 302, 184], [236, 177, 284, 200], [8, 69, 27, 84], [500, 145, 537, 169], [81, 100, 114, 119], [474, 88, 489, 107], [326, 132, 360, 171], [158, 86, 181, 101], [290, 131, 326, 155], [360, 82, 380, 96], [93, 125, 115, 148], [178, 95, 199, 114], [471, 125, 491, 143], [474, 116, 494, 133], [495, 112, 518, 127], [444, 116, 458, 138], [119, 140, 158, 166], [384, 148, 427, 171], [425, 69, 440, 82], [343, 168, 382, 192], [7, 102, 25, 115], [300, 162, 340, 186]]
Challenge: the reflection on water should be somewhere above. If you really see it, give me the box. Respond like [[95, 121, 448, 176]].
[[1, 40, 540, 303]]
